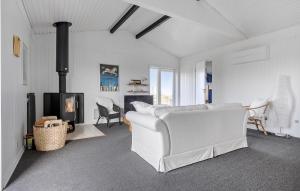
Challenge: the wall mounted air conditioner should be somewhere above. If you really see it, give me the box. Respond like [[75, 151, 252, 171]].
[[229, 46, 270, 65]]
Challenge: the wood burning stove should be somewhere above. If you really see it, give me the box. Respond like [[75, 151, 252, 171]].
[[43, 93, 84, 124], [43, 22, 84, 131]]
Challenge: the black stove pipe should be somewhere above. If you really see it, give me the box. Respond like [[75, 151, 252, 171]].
[[53, 22, 72, 93]]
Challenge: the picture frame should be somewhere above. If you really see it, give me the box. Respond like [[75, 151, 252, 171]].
[[13, 35, 21, 57], [100, 64, 119, 92]]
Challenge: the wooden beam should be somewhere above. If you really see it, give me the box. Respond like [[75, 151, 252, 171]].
[[110, 5, 139, 34], [136, 15, 170, 39]]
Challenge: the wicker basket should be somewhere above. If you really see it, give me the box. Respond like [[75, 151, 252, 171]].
[[33, 120, 67, 151]]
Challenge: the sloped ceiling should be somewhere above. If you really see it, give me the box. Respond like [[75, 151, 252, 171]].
[[22, 0, 129, 34], [206, 0, 300, 37], [139, 19, 240, 57], [22, 0, 300, 57]]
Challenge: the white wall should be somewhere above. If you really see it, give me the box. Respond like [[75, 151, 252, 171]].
[[1, 0, 32, 187], [31, 31, 179, 124], [0, 0, 2, 188], [181, 25, 300, 138]]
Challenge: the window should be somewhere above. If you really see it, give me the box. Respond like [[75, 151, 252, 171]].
[[150, 68, 159, 104], [150, 67, 175, 106]]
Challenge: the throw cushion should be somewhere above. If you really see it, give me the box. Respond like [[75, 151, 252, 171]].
[[131, 101, 151, 113], [206, 103, 242, 110], [249, 99, 268, 117]]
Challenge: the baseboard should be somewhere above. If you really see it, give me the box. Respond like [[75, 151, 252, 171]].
[[2, 147, 24, 189], [247, 128, 295, 138]]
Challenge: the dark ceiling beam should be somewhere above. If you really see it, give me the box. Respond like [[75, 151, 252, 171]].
[[136, 15, 171, 39], [110, 5, 140, 34]]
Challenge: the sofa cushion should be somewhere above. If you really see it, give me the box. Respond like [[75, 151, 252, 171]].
[[206, 103, 242, 110], [147, 105, 170, 115], [154, 105, 208, 118]]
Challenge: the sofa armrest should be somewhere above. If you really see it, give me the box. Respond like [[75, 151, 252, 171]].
[[126, 111, 165, 132]]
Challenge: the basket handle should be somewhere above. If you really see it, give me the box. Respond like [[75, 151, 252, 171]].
[[44, 120, 63, 128]]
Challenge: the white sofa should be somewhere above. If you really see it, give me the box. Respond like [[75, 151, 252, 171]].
[[126, 104, 248, 172]]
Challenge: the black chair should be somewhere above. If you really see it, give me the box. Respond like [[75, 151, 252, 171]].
[[96, 103, 121, 128]]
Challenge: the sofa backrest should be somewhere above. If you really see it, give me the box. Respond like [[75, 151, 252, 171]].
[[154, 104, 208, 118], [206, 103, 242, 110], [161, 106, 247, 155]]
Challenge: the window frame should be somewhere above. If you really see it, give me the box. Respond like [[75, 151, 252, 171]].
[[149, 66, 176, 106]]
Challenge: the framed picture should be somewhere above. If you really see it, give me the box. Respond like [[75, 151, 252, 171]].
[[13, 35, 21, 57], [100, 64, 119, 91]]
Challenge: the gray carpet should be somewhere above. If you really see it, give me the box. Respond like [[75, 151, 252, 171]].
[[5, 124, 300, 191]]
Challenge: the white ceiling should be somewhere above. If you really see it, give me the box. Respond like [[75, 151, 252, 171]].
[[140, 18, 240, 57], [22, 0, 300, 57], [119, 8, 162, 34], [23, 0, 129, 33], [207, 0, 300, 37]]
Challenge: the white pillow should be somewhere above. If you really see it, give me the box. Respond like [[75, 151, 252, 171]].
[[249, 99, 268, 117], [146, 105, 169, 115], [131, 101, 151, 113]]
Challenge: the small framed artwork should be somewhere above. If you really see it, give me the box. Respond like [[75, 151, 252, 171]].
[[13, 35, 21, 57], [100, 64, 119, 91]]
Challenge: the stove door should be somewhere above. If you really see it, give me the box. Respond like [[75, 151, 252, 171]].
[[60, 93, 84, 123], [60, 94, 76, 122]]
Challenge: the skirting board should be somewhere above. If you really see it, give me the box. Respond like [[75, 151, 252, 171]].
[[2, 147, 24, 189], [247, 128, 292, 138]]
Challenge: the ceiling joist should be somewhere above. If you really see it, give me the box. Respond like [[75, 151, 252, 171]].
[[110, 5, 140, 34], [136, 15, 170, 39]]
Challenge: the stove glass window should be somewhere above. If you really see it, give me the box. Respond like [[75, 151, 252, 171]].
[[65, 96, 75, 113]]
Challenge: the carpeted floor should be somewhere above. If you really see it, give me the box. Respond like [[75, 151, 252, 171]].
[[5, 124, 300, 191]]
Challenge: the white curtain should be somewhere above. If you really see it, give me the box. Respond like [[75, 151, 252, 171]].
[[180, 61, 206, 105], [180, 63, 195, 105]]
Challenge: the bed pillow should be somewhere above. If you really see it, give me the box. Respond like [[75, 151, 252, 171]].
[[131, 101, 151, 113]]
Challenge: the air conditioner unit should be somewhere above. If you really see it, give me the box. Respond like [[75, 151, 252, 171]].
[[229, 46, 269, 65]]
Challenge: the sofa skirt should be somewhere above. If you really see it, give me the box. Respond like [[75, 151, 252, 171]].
[[132, 136, 248, 172]]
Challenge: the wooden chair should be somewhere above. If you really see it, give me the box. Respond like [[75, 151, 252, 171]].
[[245, 101, 270, 136]]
